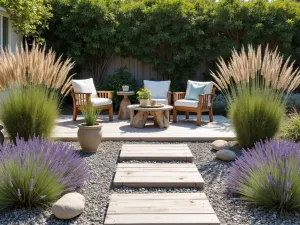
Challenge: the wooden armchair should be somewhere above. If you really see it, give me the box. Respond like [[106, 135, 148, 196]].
[[71, 88, 114, 121], [172, 87, 216, 126]]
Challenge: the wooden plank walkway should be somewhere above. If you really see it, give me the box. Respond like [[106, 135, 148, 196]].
[[104, 193, 220, 225], [113, 163, 204, 188], [120, 144, 193, 162]]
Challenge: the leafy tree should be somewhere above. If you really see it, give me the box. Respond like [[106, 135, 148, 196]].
[[0, 0, 52, 41]]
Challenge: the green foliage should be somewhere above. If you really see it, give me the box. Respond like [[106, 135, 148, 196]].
[[280, 111, 300, 142], [81, 103, 100, 126], [45, 0, 300, 84], [137, 88, 152, 100], [100, 67, 140, 109], [229, 86, 285, 147], [0, 84, 59, 142], [213, 94, 228, 115], [286, 93, 300, 112], [0, 0, 52, 40]]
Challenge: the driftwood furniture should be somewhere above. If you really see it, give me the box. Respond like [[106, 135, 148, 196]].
[[117, 91, 135, 120], [71, 78, 114, 121], [173, 81, 216, 126], [144, 80, 172, 105], [128, 104, 173, 129]]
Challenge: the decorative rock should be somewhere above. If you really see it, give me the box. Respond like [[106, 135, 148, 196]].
[[212, 140, 229, 151], [0, 125, 4, 145], [52, 192, 85, 219], [216, 149, 236, 162]]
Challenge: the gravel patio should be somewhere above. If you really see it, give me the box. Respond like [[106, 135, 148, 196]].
[[1, 141, 299, 225]]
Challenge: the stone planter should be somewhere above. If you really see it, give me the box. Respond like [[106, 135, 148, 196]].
[[139, 99, 151, 107], [122, 85, 129, 92], [77, 123, 102, 152]]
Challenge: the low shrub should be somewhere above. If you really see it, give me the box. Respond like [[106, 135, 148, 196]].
[[213, 94, 228, 115], [0, 136, 88, 210], [286, 93, 300, 112], [0, 84, 59, 142], [227, 139, 300, 213], [279, 112, 300, 142], [229, 86, 285, 147]]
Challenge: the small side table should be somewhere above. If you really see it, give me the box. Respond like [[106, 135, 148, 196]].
[[117, 91, 135, 120]]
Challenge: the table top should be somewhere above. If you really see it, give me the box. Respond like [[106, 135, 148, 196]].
[[127, 104, 173, 111], [117, 91, 135, 96]]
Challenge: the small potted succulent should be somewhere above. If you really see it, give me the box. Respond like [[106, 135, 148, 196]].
[[122, 85, 129, 92], [77, 104, 102, 152], [137, 88, 152, 107]]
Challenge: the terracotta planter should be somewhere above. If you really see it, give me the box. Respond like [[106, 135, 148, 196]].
[[77, 123, 102, 152], [122, 85, 129, 92], [139, 99, 151, 107]]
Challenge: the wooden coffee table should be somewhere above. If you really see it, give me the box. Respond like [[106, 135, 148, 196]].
[[127, 104, 173, 129], [117, 91, 135, 120]]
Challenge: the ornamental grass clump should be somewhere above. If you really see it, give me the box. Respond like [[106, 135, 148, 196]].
[[0, 136, 88, 210], [81, 103, 100, 126], [211, 45, 300, 147], [227, 139, 300, 213], [280, 111, 300, 142]]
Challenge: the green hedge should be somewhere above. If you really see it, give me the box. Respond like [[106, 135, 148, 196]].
[[45, 0, 300, 88]]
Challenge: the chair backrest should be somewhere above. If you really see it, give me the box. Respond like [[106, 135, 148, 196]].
[[71, 78, 98, 98], [143, 80, 171, 99]]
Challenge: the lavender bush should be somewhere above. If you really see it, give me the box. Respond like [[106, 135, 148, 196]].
[[0, 137, 88, 210], [228, 139, 300, 213]]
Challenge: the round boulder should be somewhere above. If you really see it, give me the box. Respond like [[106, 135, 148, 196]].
[[52, 192, 85, 219], [216, 149, 236, 162], [212, 140, 229, 151]]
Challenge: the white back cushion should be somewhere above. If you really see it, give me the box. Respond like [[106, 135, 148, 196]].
[[72, 78, 98, 98], [144, 80, 171, 99], [185, 80, 213, 99]]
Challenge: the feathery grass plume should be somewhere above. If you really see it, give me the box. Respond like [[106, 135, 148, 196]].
[[228, 139, 300, 214], [0, 136, 88, 210], [0, 42, 74, 96], [210, 45, 300, 147]]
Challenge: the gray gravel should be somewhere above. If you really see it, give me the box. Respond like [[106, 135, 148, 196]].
[[0, 141, 299, 225]]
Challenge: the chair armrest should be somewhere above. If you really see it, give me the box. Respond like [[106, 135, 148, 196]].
[[97, 91, 114, 99], [72, 92, 92, 106], [198, 93, 215, 108], [173, 92, 185, 102]]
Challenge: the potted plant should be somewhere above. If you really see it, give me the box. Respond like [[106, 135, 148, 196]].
[[137, 88, 152, 106], [122, 85, 129, 92], [77, 104, 102, 152]]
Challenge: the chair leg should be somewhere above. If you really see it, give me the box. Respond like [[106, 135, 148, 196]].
[[196, 111, 202, 126], [173, 109, 177, 123], [109, 106, 113, 121], [209, 108, 213, 122], [185, 112, 189, 119], [73, 107, 78, 121]]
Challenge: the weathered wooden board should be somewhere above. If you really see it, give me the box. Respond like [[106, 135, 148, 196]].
[[120, 144, 193, 161], [104, 193, 220, 225], [113, 163, 204, 188]]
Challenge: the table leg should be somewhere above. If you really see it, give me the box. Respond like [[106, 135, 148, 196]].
[[119, 95, 131, 120], [152, 110, 169, 128], [131, 111, 149, 128]]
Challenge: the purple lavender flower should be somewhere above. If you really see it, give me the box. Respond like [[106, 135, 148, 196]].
[[227, 139, 300, 212]]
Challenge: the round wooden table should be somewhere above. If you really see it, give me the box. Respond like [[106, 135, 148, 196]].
[[127, 104, 173, 129], [117, 91, 135, 120]]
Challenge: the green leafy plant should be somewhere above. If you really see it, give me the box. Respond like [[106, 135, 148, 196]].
[[213, 94, 228, 115], [279, 111, 300, 142], [211, 45, 300, 147], [0, 84, 59, 142], [81, 103, 100, 126], [0, 0, 52, 41], [137, 88, 152, 100]]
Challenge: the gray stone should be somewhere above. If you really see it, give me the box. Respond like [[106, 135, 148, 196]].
[[52, 192, 85, 219], [212, 140, 229, 151], [216, 149, 236, 162]]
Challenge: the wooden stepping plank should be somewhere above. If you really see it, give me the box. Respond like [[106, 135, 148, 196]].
[[114, 163, 204, 188], [120, 144, 193, 162], [104, 193, 220, 225]]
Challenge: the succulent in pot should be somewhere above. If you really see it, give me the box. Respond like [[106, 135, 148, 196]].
[[137, 88, 152, 106], [122, 85, 129, 92], [77, 103, 102, 152]]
